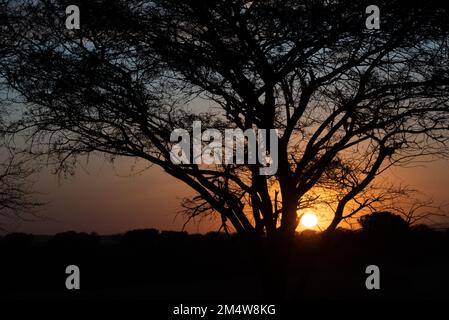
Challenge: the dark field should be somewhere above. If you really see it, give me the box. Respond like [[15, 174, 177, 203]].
[[1, 226, 449, 301]]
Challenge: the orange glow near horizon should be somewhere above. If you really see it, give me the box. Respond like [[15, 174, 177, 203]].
[[12, 154, 449, 235]]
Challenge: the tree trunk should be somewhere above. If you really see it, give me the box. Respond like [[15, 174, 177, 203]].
[[323, 212, 342, 235], [279, 197, 298, 239]]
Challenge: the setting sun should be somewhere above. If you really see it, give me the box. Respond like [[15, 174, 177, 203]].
[[300, 212, 318, 229]]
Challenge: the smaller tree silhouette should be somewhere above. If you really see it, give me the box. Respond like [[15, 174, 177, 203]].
[[0, 93, 42, 226], [0, 147, 42, 228], [359, 211, 409, 238]]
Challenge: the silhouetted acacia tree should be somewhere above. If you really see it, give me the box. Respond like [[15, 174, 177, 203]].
[[359, 211, 409, 237], [1, 0, 449, 238]]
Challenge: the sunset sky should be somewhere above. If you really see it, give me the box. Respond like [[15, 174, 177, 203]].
[[0, 0, 449, 238], [6, 154, 449, 235]]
